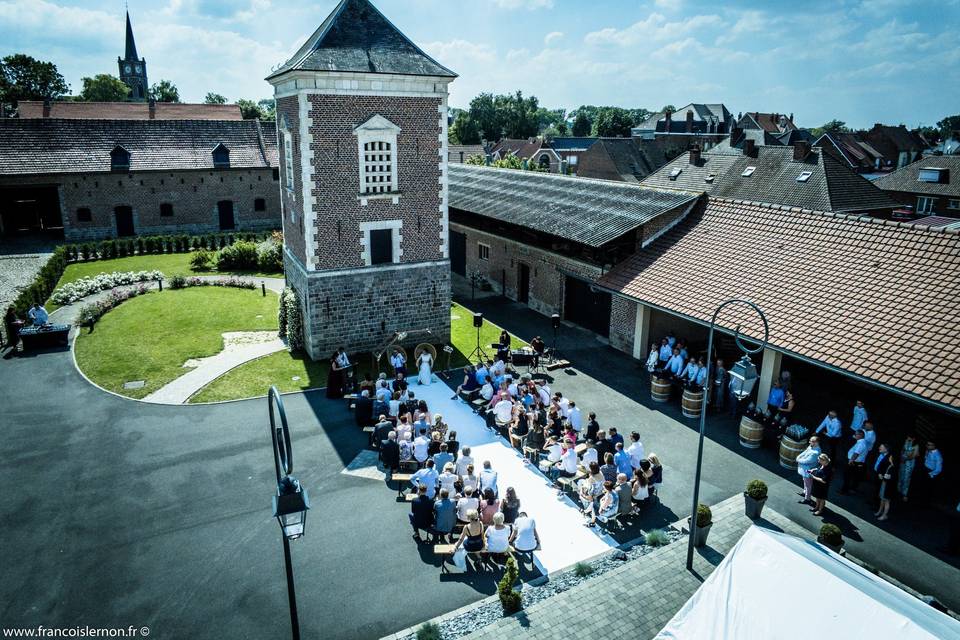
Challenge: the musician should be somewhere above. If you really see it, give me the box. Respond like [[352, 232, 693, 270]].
[[530, 336, 545, 355], [390, 348, 407, 376], [499, 330, 511, 350], [326, 350, 345, 398]]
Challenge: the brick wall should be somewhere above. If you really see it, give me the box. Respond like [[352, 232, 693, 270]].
[[306, 94, 443, 269], [0, 169, 281, 241], [275, 96, 306, 265], [609, 296, 637, 355]]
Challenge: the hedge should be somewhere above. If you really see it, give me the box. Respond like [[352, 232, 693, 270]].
[[11, 246, 69, 317], [60, 230, 280, 263]]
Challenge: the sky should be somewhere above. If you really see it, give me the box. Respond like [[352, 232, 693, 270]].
[[1, 0, 958, 129]]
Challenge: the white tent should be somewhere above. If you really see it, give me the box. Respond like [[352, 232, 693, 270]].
[[656, 526, 960, 640]]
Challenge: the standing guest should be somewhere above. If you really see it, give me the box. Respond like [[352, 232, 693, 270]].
[[646, 342, 660, 373], [626, 432, 645, 469], [410, 459, 439, 499], [454, 365, 480, 400], [898, 434, 918, 502], [568, 401, 582, 435], [433, 489, 456, 543], [388, 392, 403, 419], [850, 400, 868, 434], [766, 380, 785, 415], [438, 463, 458, 497], [509, 512, 540, 554], [500, 487, 521, 524], [479, 488, 500, 525], [580, 440, 598, 469], [454, 446, 474, 477], [600, 453, 618, 484], [677, 339, 688, 361], [479, 460, 499, 498], [778, 390, 796, 421], [681, 358, 701, 388], [613, 442, 633, 477], [485, 512, 512, 556], [615, 473, 633, 516], [809, 454, 833, 516], [453, 510, 485, 554], [433, 443, 454, 473], [381, 431, 400, 472], [630, 468, 650, 513], [390, 348, 406, 376], [408, 484, 434, 541], [585, 412, 600, 443], [398, 432, 414, 465], [648, 453, 663, 496], [455, 488, 480, 523], [3, 307, 22, 354], [608, 428, 624, 448], [815, 410, 843, 461], [874, 444, 896, 521], [862, 421, 877, 456], [413, 428, 431, 466], [446, 431, 460, 457], [712, 359, 726, 409], [666, 348, 684, 380], [795, 436, 822, 505], [326, 350, 345, 398], [919, 441, 944, 504], [694, 358, 708, 390], [658, 338, 672, 366], [839, 430, 868, 495]]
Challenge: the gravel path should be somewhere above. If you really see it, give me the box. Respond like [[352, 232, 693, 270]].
[[0, 239, 55, 309]]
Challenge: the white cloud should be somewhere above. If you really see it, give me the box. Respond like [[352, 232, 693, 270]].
[[162, 0, 272, 22], [584, 13, 724, 47], [492, 0, 553, 9], [544, 31, 563, 46]]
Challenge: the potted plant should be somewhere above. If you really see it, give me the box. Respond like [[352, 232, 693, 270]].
[[688, 503, 712, 547], [497, 556, 523, 615], [744, 479, 768, 519], [817, 523, 844, 553]]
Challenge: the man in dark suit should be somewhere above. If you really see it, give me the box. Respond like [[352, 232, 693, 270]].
[[408, 484, 434, 542], [381, 432, 400, 470], [373, 415, 393, 450], [585, 413, 600, 443], [595, 431, 615, 462], [354, 392, 374, 427], [392, 372, 408, 394]]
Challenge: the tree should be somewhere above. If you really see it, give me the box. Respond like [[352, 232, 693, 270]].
[[937, 114, 960, 138], [660, 104, 676, 114], [593, 107, 634, 137], [78, 74, 129, 102], [572, 112, 591, 137], [236, 98, 265, 120], [149, 80, 180, 103], [449, 111, 481, 145], [257, 98, 276, 121], [556, 121, 568, 136], [204, 92, 227, 104], [468, 93, 502, 141], [0, 54, 69, 115], [811, 119, 850, 137]]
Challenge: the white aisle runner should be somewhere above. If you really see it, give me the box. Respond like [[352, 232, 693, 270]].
[[413, 377, 617, 575]]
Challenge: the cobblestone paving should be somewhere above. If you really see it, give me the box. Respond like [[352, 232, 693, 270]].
[[0, 238, 55, 309]]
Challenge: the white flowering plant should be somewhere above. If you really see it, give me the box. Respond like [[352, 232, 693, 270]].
[[50, 270, 165, 305]]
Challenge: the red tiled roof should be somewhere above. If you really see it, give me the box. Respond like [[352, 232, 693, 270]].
[[17, 101, 243, 121], [598, 196, 960, 411]]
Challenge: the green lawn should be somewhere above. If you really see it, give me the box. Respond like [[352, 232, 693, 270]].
[[189, 301, 527, 403], [49, 253, 283, 309], [75, 287, 279, 399]]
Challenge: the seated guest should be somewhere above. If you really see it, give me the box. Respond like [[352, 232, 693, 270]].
[[500, 487, 521, 524], [28, 303, 49, 326], [585, 412, 600, 443], [509, 411, 529, 446], [586, 481, 619, 527], [485, 512, 512, 555], [608, 427, 624, 448], [616, 473, 633, 516], [381, 431, 400, 471], [392, 372, 408, 394], [375, 381, 392, 404], [456, 488, 480, 523], [454, 366, 480, 400], [358, 372, 375, 396], [398, 432, 414, 464], [475, 360, 490, 385], [479, 460, 499, 497], [413, 428, 431, 465], [595, 431, 614, 462], [428, 432, 442, 457], [354, 391, 374, 427], [410, 459, 439, 499], [479, 379, 495, 404], [507, 376, 519, 399], [580, 440, 598, 468], [433, 443, 454, 472], [666, 348, 684, 380], [600, 453, 618, 484], [412, 414, 429, 439], [626, 432, 645, 469], [388, 392, 403, 419], [613, 442, 633, 477], [578, 461, 605, 514], [395, 416, 412, 442], [460, 464, 479, 495], [562, 420, 578, 446], [510, 511, 540, 554], [446, 430, 460, 457], [542, 437, 563, 470], [631, 468, 650, 513], [492, 396, 514, 428], [479, 488, 500, 525], [524, 425, 545, 462], [455, 447, 473, 477], [453, 509, 485, 554], [373, 415, 393, 449], [438, 463, 458, 496], [549, 441, 579, 487], [432, 414, 448, 441], [433, 489, 456, 543], [408, 484, 434, 541]]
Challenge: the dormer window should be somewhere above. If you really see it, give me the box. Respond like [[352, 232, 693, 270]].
[[742, 166, 756, 177], [354, 114, 401, 197], [110, 146, 130, 172], [918, 167, 947, 183], [796, 171, 813, 183], [212, 144, 230, 169], [669, 167, 682, 180], [705, 173, 716, 183]]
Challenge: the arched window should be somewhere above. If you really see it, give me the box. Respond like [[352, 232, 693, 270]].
[[212, 143, 230, 169], [110, 146, 130, 172], [538, 154, 551, 170]]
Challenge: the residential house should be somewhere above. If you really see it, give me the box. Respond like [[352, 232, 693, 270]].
[[862, 124, 927, 169], [490, 138, 562, 172], [737, 111, 798, 135], [815, 131, 883, 173], [548, 137, 598, 172], [873, 155, 960, 218], [576, 137, 687, 183], [632, 103, 734, 149], [448, 144, 487, 164]]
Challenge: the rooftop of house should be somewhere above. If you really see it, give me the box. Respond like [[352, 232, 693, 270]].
[[448, 163, 698, 247], [873, 155, 960, 197], [598, 196, 960, 411], [0, 118, 277, 174], [491, 138, 555, 161], [16, 101, 243, 121], [636, 103, 733, 134], [267, 0, 455, 81], [738, 112, 798, 134], [866, 123, 927, 153], [447, 144, 486, 162], [580, 137, 687, 183], [549, 137, 599, 151], [642, 143, 899, 213]]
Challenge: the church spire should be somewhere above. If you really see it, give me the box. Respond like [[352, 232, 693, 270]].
[[124, 11, 139, 61]]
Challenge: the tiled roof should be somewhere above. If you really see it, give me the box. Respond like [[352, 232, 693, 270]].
[[911, 216, 960, 229], [0, 118, 277, 174], [447, 145, 486, 163], [643, 145, 898, 213], [581, 138, 687, 183], [740, 112, 797, 134], [550, 137, 598, 151], [267, 0, 455, 80], [873, 156, 960, 197], [17, 101, 243, 121], [448, 164, 698, 247], [598, 197, 960, 411]]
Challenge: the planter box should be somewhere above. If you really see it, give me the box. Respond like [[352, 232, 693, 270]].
[[743, 494, 767, 520], [689, 519, 713, 547]]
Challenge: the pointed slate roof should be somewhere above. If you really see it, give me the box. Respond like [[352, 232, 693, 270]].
[[124, 12, 139, 61], [267, 0, 455, 81]]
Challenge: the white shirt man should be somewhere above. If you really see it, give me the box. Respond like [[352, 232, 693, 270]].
[[626, 436, 645, 469], [545, 439, 563, 463], [815, 413, 842, 439], [455, 449, 474, 477], [493, 398, 514, 424], [666, 352, 684, 376], [850, 401, 868, 432], [507, 378, 519, 398], [862, 424, 876, 453], [568, 403, 582, 433], [681, 361, 700, 384], [658, 342, 672, 362], [376, 382, 392, 404], [29, 305, 49, 325], [410, 463, 438, 499], [479, 463, 499, 496], [557, 396, 570, 418], [581, 445, 598, 468], [480, 381, 494, 401], [390, 351, 405, 371], [413, 430, 431, 463], [491, 359, 506, 377], [559, 446, 578, 475], [537, 385, 550, 406], [847, 437, 868, 464]]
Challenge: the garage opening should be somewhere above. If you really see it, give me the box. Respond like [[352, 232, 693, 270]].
[[0, 186, 63, 237], [563, 275, 611, 337]]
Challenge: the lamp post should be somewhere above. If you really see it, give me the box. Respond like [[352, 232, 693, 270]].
[[268, 386, 310, 640], [686, 299, 768, 570]]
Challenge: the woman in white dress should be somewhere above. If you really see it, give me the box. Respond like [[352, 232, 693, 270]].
[[418, 350, 433, 385]]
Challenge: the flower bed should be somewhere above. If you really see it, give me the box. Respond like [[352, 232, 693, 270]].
[[50, 270, 164, 306], [169, 275, 256, 290], [77, 285, 152, 326]]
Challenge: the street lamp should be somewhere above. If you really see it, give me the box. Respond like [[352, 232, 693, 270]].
[[268, 386, 309, 640], [686, 299, 768, 570]]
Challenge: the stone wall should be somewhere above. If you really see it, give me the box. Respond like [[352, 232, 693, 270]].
[[609, 296, 637, 355]]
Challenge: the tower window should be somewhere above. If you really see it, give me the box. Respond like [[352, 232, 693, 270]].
[[282, 132, 294, 189], [212, 143, 230, 169], [77, 208, 92, 222], [160, 203, 174, 217], [353, 114, 401, 196], [110, 146, 130, 172], [254, 198, 266, 212]]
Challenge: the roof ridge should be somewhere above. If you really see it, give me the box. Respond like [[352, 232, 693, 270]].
[[452, 163, 700, 197]]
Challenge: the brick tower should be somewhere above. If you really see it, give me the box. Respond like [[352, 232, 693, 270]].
[[267, 0, 455, 360]]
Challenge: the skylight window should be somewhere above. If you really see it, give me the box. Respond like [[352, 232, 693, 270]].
[[796, 171, 813, 183], [918, 168, 946, 183], [742, 166, 756, 177], [669, 167, 682, 180], [705, 173, 716, 183]]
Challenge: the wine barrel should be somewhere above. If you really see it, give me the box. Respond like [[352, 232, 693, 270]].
[[681, 388, 704, 419], [651, 378, 671, 403], [739, 416, 764, 449], [779, 424, 810, 469]]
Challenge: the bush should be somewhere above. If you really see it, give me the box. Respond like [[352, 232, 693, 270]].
[[76, 284, 151, 326], [117, 240, 129, 257], [645, 529, 670, 547], [696, 503, 712, 528], [256, 238, 282, 272], [573, 562, 594, 578], [49, 270, 164, 306], [819, 523, 843, 546], [190, 249, 212, 271], [169, 274, 187, 289], [80, 244, 93, 261], [497, 556, 522, 615], [416, 622, 441, 640], [279, 287, 303, 350], [12, 247, 68, 316], [745, 479, 768, 501], [216, 240, 258, 271]]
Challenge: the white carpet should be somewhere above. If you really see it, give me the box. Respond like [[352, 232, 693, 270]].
[[413, 376, 617, 575]]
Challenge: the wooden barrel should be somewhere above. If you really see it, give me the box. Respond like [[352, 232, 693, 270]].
[[779, 434, 808, 469], [681, 388, 704, 419], [651, 378, 671, 403], [739, 416, 764, 449]]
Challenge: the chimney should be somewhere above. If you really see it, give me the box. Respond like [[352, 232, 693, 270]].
[[42, 98, 51, 118], [459, 151, 464, 163], [685, 109, 694, 133], [664, 111, 672, 131], [729, 125, 743, 146], [793, 140, 811, 161], [688, 145, 701, 165], [789, 112, 794, 123], [743, 138, 756, 157], [148, 98, 156, 119]]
